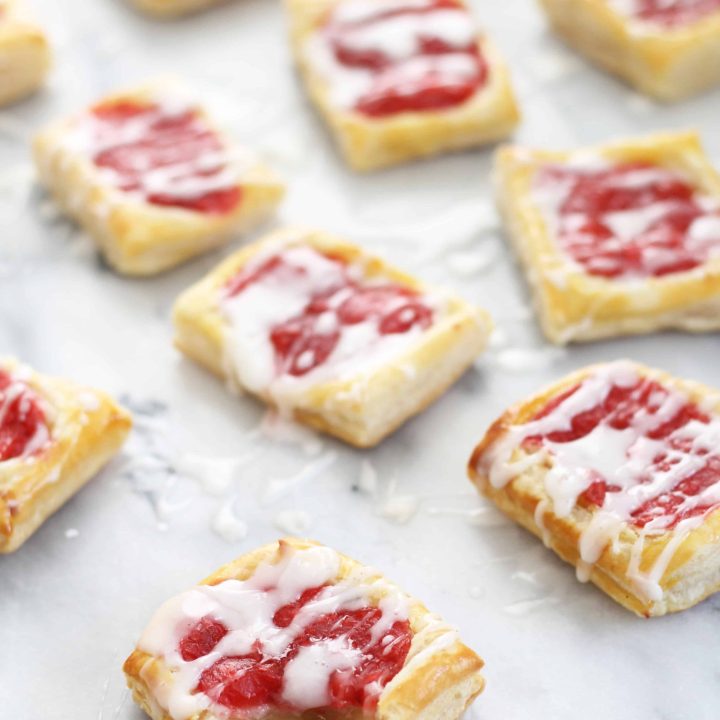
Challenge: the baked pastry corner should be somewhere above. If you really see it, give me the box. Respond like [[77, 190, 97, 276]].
[[0, 0, 51, 106], [538, 0, 720, 101], [0, 357, 132, 553], [286, 0, 520, 170]]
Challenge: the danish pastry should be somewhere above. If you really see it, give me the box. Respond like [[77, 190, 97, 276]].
[[172, 227, 492, 447], [0, 0, 51, 107], [538, 0, 720, 101], [130, 0, 227, 17], [285, 0, 520, 170], [495, 131, 720, 344], [0, 357, 132, 553], [33, 81, 284, 276], [469, 360, 720, 617], [124, 537, 485, 719]]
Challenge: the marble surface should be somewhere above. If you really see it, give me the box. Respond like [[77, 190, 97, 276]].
[[1, 0, 720, 718]]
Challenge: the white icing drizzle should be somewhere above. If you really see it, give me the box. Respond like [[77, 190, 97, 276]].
[[303, 0, 482, 110], [478, 361, 720, 604], [220, 242, 445, 409], [0, 370, 51, 462], [137, 543, 410, 719], [532, 160, 720, 280], [63, 92, 241, 208], [534, 498, 552, 547]]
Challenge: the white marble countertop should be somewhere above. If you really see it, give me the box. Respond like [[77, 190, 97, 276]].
[[1, 0, 719, 718]]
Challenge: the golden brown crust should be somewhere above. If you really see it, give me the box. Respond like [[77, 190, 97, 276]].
[[284, 0, 520, 171], [494, 130, 720, 344], [0, 358, 132, 553], [538, 0, 720, 101], [172, 226, 492, 447], [32, 81, 284, 276], [129, 0, 227, 17], [0, 0, 51, 107], [468, 361, 720, 617], [124, 538, 485, 720]]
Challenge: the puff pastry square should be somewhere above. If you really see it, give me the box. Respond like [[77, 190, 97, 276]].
[[286, 0, 520, 171], [495, 131, 720, 344], [0, 0, 51, 107], [469, 360, 720, 617], [129, 0, 227, 17], [538, 0, 720, 101], [33, 82, 284, 276], [124, 537, 485, 720], [0, 357, 132, 553], [173, 227, 492, 447]]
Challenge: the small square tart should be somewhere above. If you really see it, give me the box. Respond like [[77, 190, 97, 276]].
[[123, 537, 485, 720], [495, 131, 720, 344], [33, 80, 284, 276], [129, 0, 228, 17], [285, 0, 520, 171], [538, 0, 720, 101], [172, 227, 492, 448], [0, 0, 51, 107], [468, 360, 720, 617], [0, 357, 132, 553]]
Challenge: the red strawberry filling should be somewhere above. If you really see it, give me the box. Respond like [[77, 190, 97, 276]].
[[0, 369, 49, 462], [631, 0, 720, 27], [87, 100, 241, 214], [535, 161, 720, 279], [225, 251, 433, 377], [179, 586, 412, 713], [326, 0, 488, 116]]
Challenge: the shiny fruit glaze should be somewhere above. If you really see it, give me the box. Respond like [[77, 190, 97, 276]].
[[528, 377, 720, 529], [537, 161, 720, 279], [327, 0, 487, 116], [632, 0, 720, 27], [90, 101, 241, 214], [180, 585, 413, 713], [225, 252, 433, 377], [0, 369, 48, 462]]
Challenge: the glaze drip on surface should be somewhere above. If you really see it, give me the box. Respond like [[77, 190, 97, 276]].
[[533, 160, 720, 279], [306, 0, 488, 116], [137, 543, 412, 718]]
